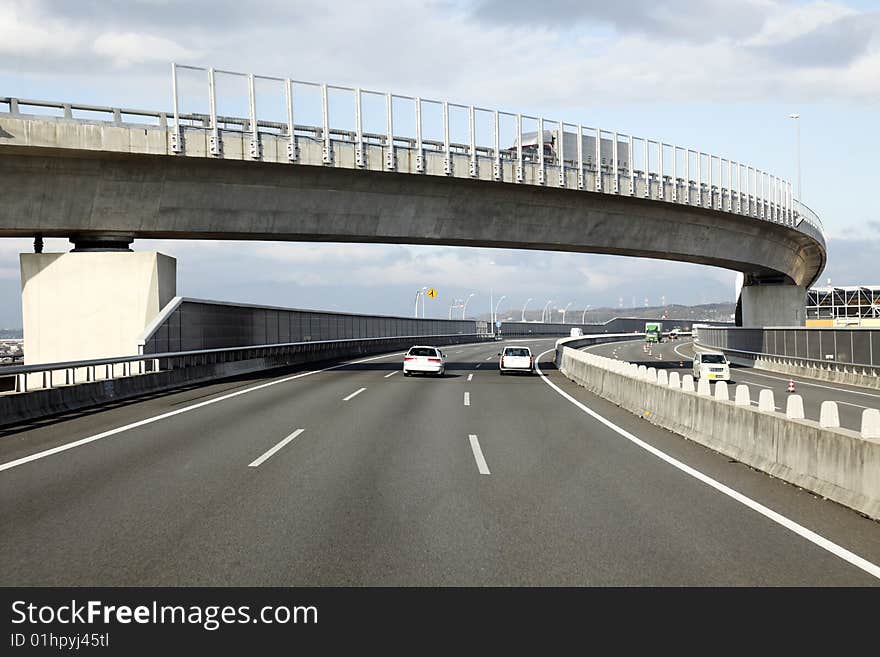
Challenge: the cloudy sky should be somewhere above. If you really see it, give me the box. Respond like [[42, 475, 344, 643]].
[[1, 0, 878, 326]]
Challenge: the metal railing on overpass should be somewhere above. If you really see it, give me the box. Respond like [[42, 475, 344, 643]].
[[0, 62, 825, 244]]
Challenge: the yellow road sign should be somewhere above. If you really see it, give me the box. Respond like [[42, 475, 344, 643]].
[[426, 288, 438, 299]]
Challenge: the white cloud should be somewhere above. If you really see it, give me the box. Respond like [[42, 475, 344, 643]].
[[92, 32, 198, 68], [0, 3, 86, 57]]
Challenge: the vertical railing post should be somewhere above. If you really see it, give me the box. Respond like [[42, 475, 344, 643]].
[[468, 105, 477, 178], [576, 124, 584, 190], [492, 110, 501, 181], [415, 97, 424, 173], [247, 73, 261, 160], [537, 117, 545, 185], [321, 83, 333, 164], [684, 149, 690, 204], [557, 120, 565, 188], [355, 87, 365, 168], [385, 92, 396, 171], [643, 138, 649, 198], [170, 62, 182, 153], [515, 113, 523, 183], [208, 67, 221, 156], [612, 132, 619, 193], [285, 78, 297, 162], [595, 130, 602, 192], [657, 143, 664, 200], [442, 100, 451, 175], [628, 135, 635, 194], [671, 146, 677, 202], [726, 159, 732, 211]]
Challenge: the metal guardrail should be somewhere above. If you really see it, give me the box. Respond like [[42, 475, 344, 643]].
[[0, 61, 825, 244], [1, 333, 488, 394]]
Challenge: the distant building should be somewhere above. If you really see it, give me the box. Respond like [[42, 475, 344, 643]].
[[806, 285, 880, 327]]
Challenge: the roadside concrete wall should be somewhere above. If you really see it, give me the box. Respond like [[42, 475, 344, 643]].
[[0, 334, 482, 429], [558, 346, 880, 520]]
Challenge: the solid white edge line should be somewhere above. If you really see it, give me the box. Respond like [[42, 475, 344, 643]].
[[384, 371, 399, 378], [468, 434, 491, 475], [534, 348, 880, 581], [464, 392, 470, 406], [0, 349, 409, 474], [248, 428, 305, 468], [343, 387, 367, 401], [467, 374, 474, 382]]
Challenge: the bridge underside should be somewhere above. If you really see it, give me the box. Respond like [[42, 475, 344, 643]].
[[1, 147, 826, 326]]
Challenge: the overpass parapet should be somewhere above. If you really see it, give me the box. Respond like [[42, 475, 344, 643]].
[[0, 61, 825, 247]]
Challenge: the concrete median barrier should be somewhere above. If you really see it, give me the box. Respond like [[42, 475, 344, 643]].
[[557, 345, 880, 520]]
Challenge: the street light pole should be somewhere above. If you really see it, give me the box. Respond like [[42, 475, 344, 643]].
[[521, 298, 532, 322], [541, 300, 553, 323], [493, 295, 507, 329], [413, 288, 423, 318], [788, 113, 801, 218], [581, 304, 591, 325], [562, 301, 573, 324], [462, 293, 475, 320]]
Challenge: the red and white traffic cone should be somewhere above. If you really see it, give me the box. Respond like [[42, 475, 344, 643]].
[[787, 379, 795, 393]]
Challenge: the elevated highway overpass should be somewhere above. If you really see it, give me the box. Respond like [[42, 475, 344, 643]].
[[1, 64, 825, 331]]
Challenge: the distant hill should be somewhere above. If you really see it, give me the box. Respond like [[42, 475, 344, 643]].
[[490, 302, 736, 324]]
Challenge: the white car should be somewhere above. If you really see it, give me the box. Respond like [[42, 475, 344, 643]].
[[403, 345, 446, 376], [498, 345, 534, 375], [693, 351, 731, 381]]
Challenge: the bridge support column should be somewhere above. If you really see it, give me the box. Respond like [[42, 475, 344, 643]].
[[20, 252, 176, 379], [738, 284, 806, 327]]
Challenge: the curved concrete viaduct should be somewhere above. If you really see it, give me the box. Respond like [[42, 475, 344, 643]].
[[0, 107, 826, 327]]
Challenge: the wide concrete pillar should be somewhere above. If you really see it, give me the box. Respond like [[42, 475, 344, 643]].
[[739, 284, 806, 327], [20, 252, 176, 366]]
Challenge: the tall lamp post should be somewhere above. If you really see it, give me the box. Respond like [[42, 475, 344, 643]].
[[493, 295, 507, 330], [521, 298, 533, 322], [541, 300, 553, 323], [449, 299, 460, 320], [581, 304, 591, 324], [413, 287, 427, 318], [461, 293, 475, 320], [561, 301, 573, 324], [788, 113, 801, 219]]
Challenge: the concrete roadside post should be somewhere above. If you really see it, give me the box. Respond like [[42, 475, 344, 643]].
[[786, 394, 805, 419], [861, 409, 880, 440], [819, 401, 840, 429]]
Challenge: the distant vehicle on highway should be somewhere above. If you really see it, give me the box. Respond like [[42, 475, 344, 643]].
[[645, 321, 662, 343], [403, 346, 446, 377], [494, 333, 503, 341], [668, 328, 680, 340], [498, 345, 534, 375], [693, 351, 730, 381], [570, 327, 584, 337]]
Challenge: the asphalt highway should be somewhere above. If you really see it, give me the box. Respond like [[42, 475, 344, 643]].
[[586, 338, 880, 433], [1, 338, 878, 585]]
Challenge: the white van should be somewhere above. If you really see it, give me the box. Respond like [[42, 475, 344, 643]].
[[692, 351, 731, 381], [570, 327, 584, 337]]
